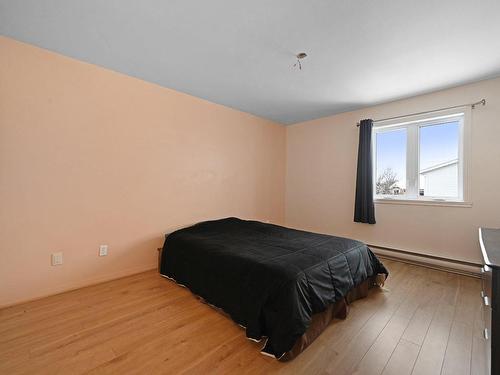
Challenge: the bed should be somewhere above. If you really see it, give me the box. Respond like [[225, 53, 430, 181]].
[[159, 217, 388, 360]]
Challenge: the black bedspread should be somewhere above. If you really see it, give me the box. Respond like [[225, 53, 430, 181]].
[[160, 217, 387, 358]]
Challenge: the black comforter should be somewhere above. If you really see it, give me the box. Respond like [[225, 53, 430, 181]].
[[160, 218, 387, 358]]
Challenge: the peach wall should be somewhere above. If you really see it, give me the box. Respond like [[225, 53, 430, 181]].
[[286, 76, 500, 264], [0, 37, 286, 307], [3, 34, 499, 308]]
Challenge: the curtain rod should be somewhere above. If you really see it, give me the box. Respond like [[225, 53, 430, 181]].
[[356, 98, 486, 127]]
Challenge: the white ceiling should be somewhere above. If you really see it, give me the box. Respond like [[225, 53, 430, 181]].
[[1, 1, 500, 124]]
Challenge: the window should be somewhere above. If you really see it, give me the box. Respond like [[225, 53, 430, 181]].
[[373, 108, 470, 204]]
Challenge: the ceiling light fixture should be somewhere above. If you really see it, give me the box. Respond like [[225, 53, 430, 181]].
[[293, 52, 308, 70]]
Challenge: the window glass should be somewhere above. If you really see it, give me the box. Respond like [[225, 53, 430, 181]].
[[375, 128, 407, 196], [419, 121, 459, 198]]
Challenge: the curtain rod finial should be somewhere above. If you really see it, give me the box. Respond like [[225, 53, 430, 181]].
[[472, 99, 486, 109]]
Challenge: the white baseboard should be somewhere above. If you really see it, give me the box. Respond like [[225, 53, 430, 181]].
[[370, 246, 482, 278]]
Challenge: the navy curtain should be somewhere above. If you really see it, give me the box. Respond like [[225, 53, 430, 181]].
[[354, 119, 376, 224]]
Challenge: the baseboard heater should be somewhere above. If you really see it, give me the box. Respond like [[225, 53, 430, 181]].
[[368, 244, 482, 278]]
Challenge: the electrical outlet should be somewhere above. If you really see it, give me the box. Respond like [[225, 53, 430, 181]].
[[51, 252, 63, 266], [99, 245, 108, 257]]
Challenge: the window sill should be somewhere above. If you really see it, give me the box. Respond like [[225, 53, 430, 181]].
[[374, 198, 472, 208]]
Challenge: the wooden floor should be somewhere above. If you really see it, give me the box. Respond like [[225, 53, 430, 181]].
[[0, 260, 487, 375]]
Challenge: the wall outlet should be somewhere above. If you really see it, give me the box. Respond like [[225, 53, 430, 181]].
[[51, 252, 63, 266], [99, 245, 108, 257]]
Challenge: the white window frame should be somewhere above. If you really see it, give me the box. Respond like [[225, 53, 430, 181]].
[[372, 107, 471, 207]]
